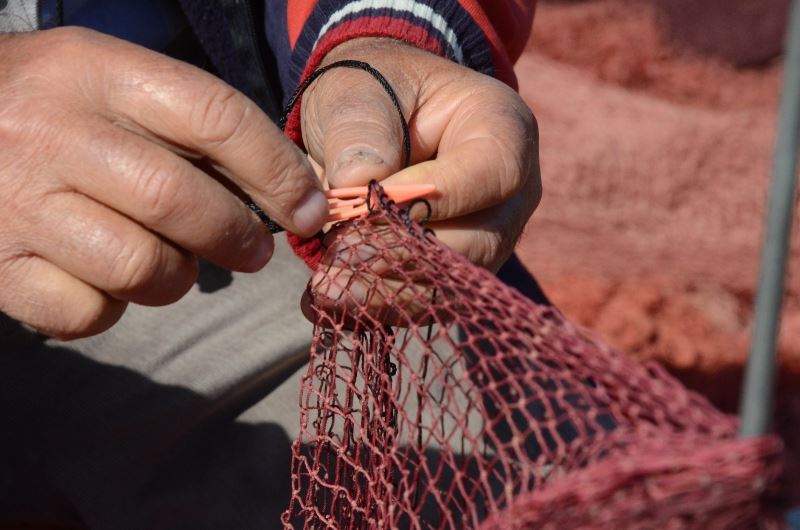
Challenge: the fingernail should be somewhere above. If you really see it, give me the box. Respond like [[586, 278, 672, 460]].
[[245, 234, 274, 272], [292, 189, 329, 236], [335, 149, 384, 172]]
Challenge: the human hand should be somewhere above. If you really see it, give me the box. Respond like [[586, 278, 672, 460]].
[[0, 28, 328, 339], [300, 37, 541, 272]]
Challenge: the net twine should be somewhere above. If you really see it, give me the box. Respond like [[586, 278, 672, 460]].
[[281, 182, 784, 529]]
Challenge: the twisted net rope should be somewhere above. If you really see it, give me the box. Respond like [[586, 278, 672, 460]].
[[282, 183, 784, 529]]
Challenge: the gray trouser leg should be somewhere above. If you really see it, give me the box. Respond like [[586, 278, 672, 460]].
[[0, 0, 39, 33], [0, 234, 312, 530]]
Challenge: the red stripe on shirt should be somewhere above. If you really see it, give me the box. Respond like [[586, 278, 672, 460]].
[[456, 0, 537, 89], [288, 0, 318, 48], [472, 0, 536, 62], [284, 17, 443, 149]]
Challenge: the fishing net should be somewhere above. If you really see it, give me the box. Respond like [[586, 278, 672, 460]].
[[281, 183, 784, 529]]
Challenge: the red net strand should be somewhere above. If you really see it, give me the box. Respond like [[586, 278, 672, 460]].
[[282, 185, 784, 529]]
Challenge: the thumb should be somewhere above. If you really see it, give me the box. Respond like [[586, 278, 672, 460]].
[[300, 66, 409, 188]]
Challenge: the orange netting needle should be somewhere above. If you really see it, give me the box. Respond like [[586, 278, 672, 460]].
[[325, 184, 436, 223]]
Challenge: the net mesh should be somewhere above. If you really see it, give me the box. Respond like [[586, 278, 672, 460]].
[[282, 184, 784, 529]]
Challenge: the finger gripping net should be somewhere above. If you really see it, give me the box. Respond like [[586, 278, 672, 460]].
[[282, 184, 784, 529]]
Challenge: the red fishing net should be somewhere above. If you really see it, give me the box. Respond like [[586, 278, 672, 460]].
[[282, 184, 785, 529]]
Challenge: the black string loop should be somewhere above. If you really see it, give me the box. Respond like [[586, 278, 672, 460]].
[[406, 198, 433, 226], [279, 60, 411, 169]]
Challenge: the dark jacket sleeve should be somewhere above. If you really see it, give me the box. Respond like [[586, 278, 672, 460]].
[[266, 0, 536, 105]]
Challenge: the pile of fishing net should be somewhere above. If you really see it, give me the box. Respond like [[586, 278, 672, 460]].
[[281, 184, 785, 529]]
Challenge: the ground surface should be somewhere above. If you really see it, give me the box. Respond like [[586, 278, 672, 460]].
[[513, 0, 798, 501]]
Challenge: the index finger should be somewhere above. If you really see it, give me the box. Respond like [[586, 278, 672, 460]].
[[382, 82, 540, 222], [97, 44, 328, 237]]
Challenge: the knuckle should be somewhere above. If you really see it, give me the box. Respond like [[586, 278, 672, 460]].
[[191, 83, 252, 147], [458, 229, 503, 270], [131, 156, 187, 226], [479, 228, 514, 273], [504, 150, 528, 197], [106, 236, 165, 295], [333, 112, 396, 141], [0, 252, 30, 296], [480, 230, 503, 265], [0, 27, 99, 95], [463, 81, 538, 202], [260, 149, 310, 209], [22, 28, 100, 82]]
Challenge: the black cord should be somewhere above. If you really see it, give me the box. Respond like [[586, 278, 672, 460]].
[[247, 60, 411, 233]]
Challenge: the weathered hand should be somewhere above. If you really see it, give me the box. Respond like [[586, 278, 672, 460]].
[[301, 37, 541, 272], [0, 28, 328, 339]]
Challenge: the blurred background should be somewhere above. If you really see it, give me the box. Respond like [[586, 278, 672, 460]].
[[513, 0, 799, 505]]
